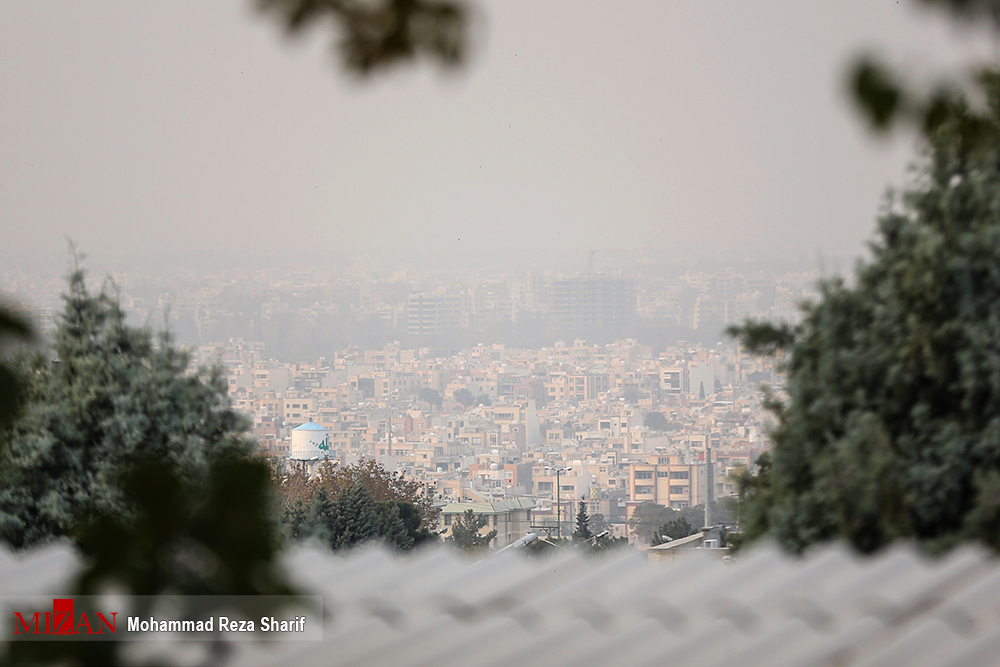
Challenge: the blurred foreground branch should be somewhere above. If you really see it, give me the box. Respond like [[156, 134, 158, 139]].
[[257, 0, 468, 76]]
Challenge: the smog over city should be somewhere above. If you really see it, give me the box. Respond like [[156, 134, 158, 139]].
[[4, 2, 1000, 667]]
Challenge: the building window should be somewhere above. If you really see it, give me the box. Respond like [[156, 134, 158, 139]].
[[636, 471, 653, 480], [658, 457, 669, 464], [670, 471, 690, 480], [670, 485, 688, 495], [657, 471, 670, 478], [635, 486, 653, 495], [444, 515, 452, 526]]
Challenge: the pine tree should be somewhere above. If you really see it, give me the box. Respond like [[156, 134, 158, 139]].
[[573, 499, 593, 541], [374, 502, 414, 551], [331, 482, 380, 549], [732, 81, 1000, 554], [0, 269, 251, 548], [302, 486, 337, 544]]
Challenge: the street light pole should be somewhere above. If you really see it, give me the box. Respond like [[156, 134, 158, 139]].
[[556, 468, 561, 540], [546, 465, 569, 539]]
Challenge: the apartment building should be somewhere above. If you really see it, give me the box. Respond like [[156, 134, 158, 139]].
[[629, 460, 707, 509]]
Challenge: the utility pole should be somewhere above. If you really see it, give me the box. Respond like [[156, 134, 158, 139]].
[[705, 439, 714, 528], [547, 466, 569, 539]]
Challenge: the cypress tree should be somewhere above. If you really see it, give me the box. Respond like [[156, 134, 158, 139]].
[[573, 499, 593, 541]]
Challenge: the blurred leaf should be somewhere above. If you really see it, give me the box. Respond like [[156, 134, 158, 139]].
[[850, 58, 903, 130], [918, 0, 1000, 25], [727, 320, 796, 356], [0, 309, 31, 341], [76, 457, 290, 597], [257, 0, 467, 76], [0, 306, 32, 431], [922, 92, 955, 135]]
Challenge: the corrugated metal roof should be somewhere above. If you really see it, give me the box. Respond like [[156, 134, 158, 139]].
[[439, 498, 537, 515], [2, 541, 1000, 666], [647, 531, 706, 550]]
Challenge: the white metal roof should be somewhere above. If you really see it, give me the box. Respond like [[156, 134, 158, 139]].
[[3, 541, 1000, 666]]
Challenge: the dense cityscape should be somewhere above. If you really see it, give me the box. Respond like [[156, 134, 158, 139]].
[[7, 1, 1000, 664], [3, 262, 810, 548]]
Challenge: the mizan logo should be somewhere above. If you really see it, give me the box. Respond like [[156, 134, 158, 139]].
[[14, 599, 117, 635], [317, 434, 330, 451]]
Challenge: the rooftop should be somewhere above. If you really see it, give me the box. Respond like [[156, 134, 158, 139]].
[[3, 541, 1000, 666]]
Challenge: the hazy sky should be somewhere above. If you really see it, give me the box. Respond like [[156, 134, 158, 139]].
[[1, 0, 996, 274]]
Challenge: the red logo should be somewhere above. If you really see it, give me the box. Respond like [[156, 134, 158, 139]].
[[13, 599, 116, 635]]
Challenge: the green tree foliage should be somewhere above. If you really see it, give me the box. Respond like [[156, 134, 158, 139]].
[[0, 306, 32, 431], [627, 502, 675, 543], [450, 509, 495, 553], [75, 458, 289, 595], [318, 458, 436, 527], [275, 459, 435, 550], [629, 501, 735, 544], [849, 1, 1000, 149], [731, 89, 1000, 554], [382, 499, 436, 548], [311, 482, 422, 551], [652, 517, 694, 546], [643, 411, 669, 431], [373, 500, 413, 550], [3, 458, 293, 667], [0, 272, 289, 666], [589, 534, 630, 553], [328, 481, 381, 549], [452, 388, 475, 407], [678, 500, 737, 528], [257, 0, 466, 77], [303, 481, 417, 550], [573, 499, 593, 541], [0, 270, 252, 549], [418, 386, 443, 407]]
